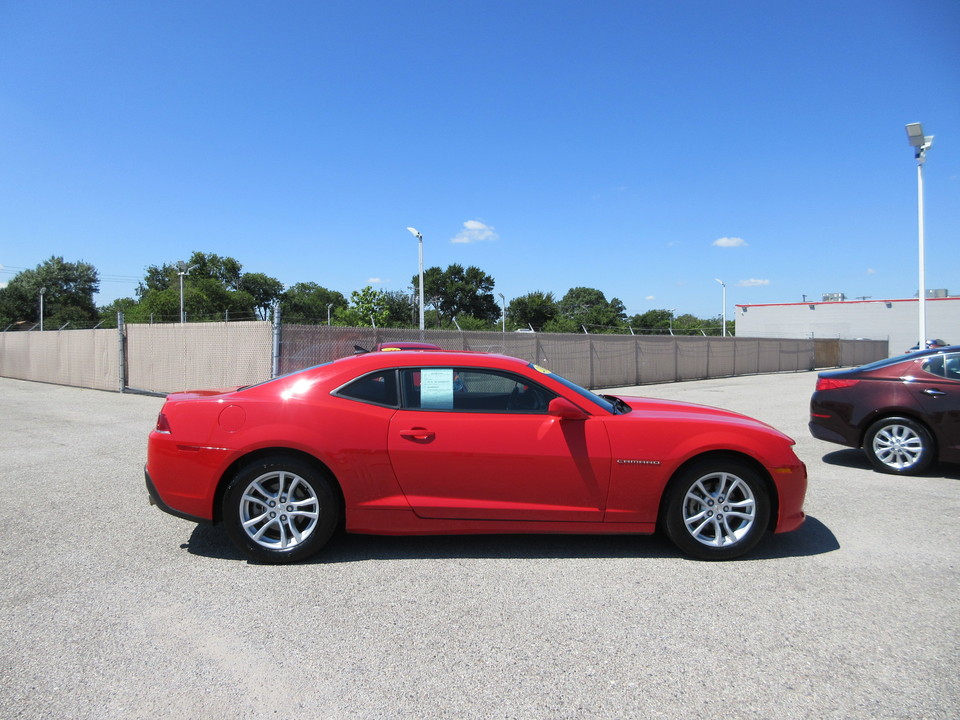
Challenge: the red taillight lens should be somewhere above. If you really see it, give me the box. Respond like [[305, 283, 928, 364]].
[[155, 413, 171, 434], [815, 378, 860, 391]]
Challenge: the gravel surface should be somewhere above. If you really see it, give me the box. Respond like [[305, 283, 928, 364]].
[[1, 372, 957, 719]]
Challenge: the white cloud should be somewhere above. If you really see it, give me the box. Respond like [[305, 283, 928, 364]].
[[737, 278, 770, 287], [713, 236, 747, 248], [866, 267, 876, 275], [367, 277, 384, 284], [645, 295, 655, 301], [451, 220, 499, 244]]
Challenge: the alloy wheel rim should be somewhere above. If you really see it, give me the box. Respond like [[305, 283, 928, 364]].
[[682, 471, 757, 547], [873, 424, 923, 470], [239, 470, 320, 550]]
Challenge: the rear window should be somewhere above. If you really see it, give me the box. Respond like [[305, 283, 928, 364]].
[[336, 370, 399, 407]]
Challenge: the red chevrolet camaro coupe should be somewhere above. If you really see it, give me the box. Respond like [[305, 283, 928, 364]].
[[146, 351, 807, 563]]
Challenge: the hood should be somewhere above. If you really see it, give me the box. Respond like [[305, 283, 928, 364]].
[[617, 395, 791, 438]]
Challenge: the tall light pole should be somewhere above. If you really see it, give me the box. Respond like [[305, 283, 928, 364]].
[[406, 227, 425, 331], [906, 122, 933, 348], [177, 262, 198, 324], [498, 292, 506, 332], [39, 287, 46, 331], [715, 278, 727, 337]]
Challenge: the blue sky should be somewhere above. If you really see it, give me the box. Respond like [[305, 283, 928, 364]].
[[1, 0, 958, 321]]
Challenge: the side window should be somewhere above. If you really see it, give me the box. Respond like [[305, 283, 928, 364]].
[[400, 368, 553, 413], [942, 353, 960, 381], [921, 353, 960, 381], [921, 355, 944, 378], [336, 370, 399, 407]]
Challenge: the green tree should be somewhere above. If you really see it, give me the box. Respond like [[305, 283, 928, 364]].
[[416, 264, 498, 328], [336, 286, 389, 327], [0, 256, 100, 328], [453, 315, 494, 330], [132, 251, 272, 321], [508, 291, 557, 331], [382, 290, 416, 327], [556, 287, 626, 333], [241, 272, 284, 320], [628, 309, 675, 335], [672, 313, 703, 335], [280, 282, 348, 323]]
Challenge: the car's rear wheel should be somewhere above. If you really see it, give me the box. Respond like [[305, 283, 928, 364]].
[[223, 455, 339, 564], [662, 458, 770, 560], [864, 417, 934, 475]]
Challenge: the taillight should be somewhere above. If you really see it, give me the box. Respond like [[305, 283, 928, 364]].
[[155, 413, 171, 434], [815, 378, 859, 391]]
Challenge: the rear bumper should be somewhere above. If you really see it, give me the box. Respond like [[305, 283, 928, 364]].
[[809, 419, 857, 447], [145, 467, 212, 525]]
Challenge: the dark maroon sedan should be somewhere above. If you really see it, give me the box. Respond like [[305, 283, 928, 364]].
[[809, 345, 960, 474]]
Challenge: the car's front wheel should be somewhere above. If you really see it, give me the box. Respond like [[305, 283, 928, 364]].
[[223, 455, 339, 564], [662, 458, 771, 560], [863, 417, 935, 475]]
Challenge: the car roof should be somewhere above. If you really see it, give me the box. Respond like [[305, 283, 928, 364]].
[[336, 349, 528, 370], [907, 344, 960, 358]]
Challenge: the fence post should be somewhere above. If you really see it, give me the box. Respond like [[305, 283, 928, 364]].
[[117, 312, 126, 393], [587, 334, 595, 388], [271, 302, 282, 378]]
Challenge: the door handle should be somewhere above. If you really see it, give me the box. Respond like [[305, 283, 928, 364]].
[[922, 388, 946, 397], [400, 428, 435, 441]]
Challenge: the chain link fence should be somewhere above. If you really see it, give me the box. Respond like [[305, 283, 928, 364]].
[[1, 318, 888, 394]]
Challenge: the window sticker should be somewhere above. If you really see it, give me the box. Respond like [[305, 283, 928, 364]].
[[420, 368, 454, 409], [532, 364, 553, 375]]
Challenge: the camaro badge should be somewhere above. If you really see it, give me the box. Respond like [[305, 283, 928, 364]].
[[617, 459, 661, 465]]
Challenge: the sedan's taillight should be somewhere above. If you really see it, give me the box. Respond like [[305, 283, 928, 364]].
[[815, 378, 860, 391], [155, 413, 172, 434]]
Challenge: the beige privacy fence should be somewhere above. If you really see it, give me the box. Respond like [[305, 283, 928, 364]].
[[1, 320, 888, 395]]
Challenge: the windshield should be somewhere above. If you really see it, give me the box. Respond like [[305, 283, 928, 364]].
[[527, 364, 620, 414]]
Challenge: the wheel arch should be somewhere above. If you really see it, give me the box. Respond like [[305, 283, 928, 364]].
[[658, 450, 779, 533], [212, 447, 345, 525]]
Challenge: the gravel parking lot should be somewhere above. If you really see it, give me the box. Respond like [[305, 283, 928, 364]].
[[1, 372, 957, 719]]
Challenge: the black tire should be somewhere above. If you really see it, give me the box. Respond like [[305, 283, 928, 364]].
[[662, 458, 771, 560], [863, 417, 935, 475], [223, 455, 339, 564]]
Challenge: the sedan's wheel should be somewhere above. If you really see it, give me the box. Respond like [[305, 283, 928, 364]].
[[663, 459, 770, 560], [864, 417, 934, 475], [223, 456, 339, 564]]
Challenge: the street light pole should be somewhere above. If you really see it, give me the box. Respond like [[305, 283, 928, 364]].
[[715, 278, 727, 337], [406, 227, 425, 331], [39, 287, 46, 331], [177, 262, 198, 324], [906, 122, 933, 348], [498, 293, 506, 332]]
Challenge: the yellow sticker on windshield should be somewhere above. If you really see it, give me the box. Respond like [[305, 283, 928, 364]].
[[532, 364, 553, 374]]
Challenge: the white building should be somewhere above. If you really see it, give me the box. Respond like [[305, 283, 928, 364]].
[[735, 296, 959, 356]]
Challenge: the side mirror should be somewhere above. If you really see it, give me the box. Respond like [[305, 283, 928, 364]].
[[548, 397, 589, 420]]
